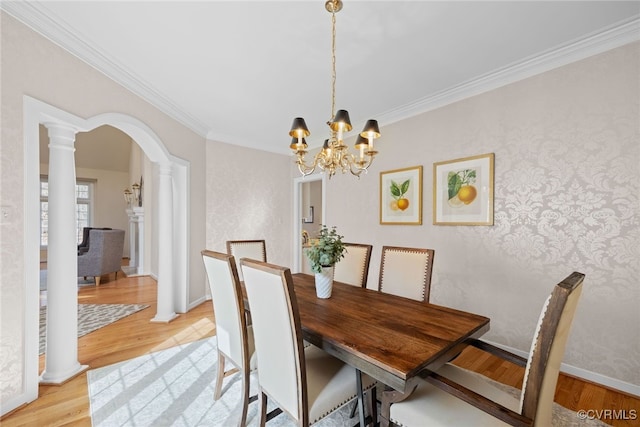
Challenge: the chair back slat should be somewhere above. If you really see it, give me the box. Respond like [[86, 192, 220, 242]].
[[226, 240, 267, 280], [241, 259, 307, 424], [520, 271, 584, 425], [333, 243, 373, 288], [378, 246, 435, 302]]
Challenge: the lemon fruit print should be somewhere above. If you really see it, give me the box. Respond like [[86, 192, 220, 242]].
[[389, 179, 411, 211], [447, 168, 477, 208]]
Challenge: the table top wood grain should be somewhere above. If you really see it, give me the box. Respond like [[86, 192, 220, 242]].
[[290, 273, 490, 392]]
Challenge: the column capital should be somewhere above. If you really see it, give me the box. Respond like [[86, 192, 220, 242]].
[[44, 122, 77, 151], [157, 162, 172, 176]]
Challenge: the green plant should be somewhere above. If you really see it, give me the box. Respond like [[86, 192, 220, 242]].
[[305, 225, 346, 273]]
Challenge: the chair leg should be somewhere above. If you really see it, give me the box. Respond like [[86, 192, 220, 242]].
[[237, 371, 249, 427], [368, 386, 377, 426], [258, 392, 268, 427], [95, 276, 101, 286], [214, 352, 225, 400]]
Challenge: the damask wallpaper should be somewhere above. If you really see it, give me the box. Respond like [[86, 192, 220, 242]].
[[325, 42, 639, 390], [205, 140, 293, 269]]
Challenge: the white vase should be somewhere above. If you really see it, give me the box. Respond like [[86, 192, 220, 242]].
[[314, 266, 334, 299]]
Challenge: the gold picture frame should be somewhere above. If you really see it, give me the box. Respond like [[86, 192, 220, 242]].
[[433, 153, 494, 226], [380, 166, 423, 225]]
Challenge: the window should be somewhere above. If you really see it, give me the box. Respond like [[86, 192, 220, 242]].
[[40, 177, 95, 246]]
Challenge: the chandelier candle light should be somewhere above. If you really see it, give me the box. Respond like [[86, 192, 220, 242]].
[[289, 0, 381, 178]]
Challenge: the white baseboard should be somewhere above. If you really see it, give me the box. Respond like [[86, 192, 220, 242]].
[[187, 295, 207, 311], [1, 392, 33, 417], [484, 339, 640, 397]]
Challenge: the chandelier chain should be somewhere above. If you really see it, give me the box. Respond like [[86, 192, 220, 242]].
[[330, 9, 337, 122]]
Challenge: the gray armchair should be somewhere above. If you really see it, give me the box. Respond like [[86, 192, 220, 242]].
[[77, 229, 125, 286], [78, 226, 112, 255]]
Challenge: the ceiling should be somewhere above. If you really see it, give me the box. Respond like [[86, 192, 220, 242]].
[[39, 124, 132, 173], [5, 1, 639, 155]]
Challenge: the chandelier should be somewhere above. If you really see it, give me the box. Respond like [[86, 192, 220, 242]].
[[288, 0, 381, 178]]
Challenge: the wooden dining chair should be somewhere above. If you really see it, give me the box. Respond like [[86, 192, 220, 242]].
[[333, 243, 373, 288], [378, 246, 435, 302], [240, 258, 377, 426], [201, 250, 256, 427], [226, 239, 267, 280], [381, 271, 585, 427]]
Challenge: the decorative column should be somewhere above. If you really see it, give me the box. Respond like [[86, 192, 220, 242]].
[[151, 163, 178, 323], [40, 123, 88, 384], [123, 207, 144, 276], [128, 208, 137, 268]]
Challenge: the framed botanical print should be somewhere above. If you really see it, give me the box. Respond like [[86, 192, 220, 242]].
[[380, 166, 422, 225], [433, 153, 494, 225]]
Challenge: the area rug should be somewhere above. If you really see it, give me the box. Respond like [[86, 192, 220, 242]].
[[87, 337, 357, 426], [39, 304, 149, 355], [87, 337, 607, 427]]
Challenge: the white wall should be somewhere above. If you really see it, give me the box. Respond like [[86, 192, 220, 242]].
[[0, 12, 207, 410], [318, 42, 639, 391]]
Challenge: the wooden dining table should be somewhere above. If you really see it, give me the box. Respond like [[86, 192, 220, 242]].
[[243, 272, 490, 425], [289, 273, 490, 425]]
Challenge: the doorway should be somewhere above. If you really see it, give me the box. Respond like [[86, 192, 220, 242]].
[[292, 174, 326, 273]]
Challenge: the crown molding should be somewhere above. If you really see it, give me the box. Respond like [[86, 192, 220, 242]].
[[3, 3, 638, 145], [376, 16, 640, 128], [2, 1, 210, 138]]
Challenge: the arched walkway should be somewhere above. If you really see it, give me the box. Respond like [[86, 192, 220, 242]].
[[22, 96, 189, 391]]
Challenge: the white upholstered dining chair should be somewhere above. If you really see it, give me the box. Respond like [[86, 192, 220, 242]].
[[333, 243, 373, 288], [240, 258, 377, 426], [381, 271, 585, 427], [201, 250, 255, 427], [378, 246, 435, 302], [226, 239, 267, 280]]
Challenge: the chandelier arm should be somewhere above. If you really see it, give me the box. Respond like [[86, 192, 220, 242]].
[[360, 155, 375, 171], [296, 154, 317, 176], [347, 156, 365, 177], [339, 151, 354, 172], [349, 167, 364, 178], [298, 164, 316, 177]]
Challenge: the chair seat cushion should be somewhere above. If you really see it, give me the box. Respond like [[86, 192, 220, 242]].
[[305, 345, 376, 424], [390, 364, 519, 426]]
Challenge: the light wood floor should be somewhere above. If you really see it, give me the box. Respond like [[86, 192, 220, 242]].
[[2, 272, 638, 426]]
